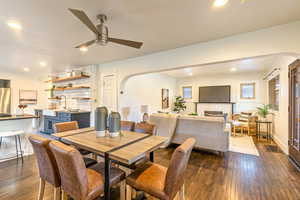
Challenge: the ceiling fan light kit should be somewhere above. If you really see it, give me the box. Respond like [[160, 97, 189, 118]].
[[69, 8, 143, 50]]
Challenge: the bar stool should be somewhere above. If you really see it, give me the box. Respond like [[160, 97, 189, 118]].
[[0, 130, 24, 163]]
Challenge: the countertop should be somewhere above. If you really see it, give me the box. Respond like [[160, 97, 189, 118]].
[[0, 114, 38, 121], [57, 110, 91, 114]]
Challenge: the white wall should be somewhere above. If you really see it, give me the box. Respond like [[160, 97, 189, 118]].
[[120, 73, 176, 122], [99, 21, 300, 91], [266, 56, 297, 154], [96, 21, 300, 154], [0, 71, 47, 115], [176, 72, 268, 114]]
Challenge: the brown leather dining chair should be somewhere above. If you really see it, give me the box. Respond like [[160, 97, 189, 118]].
[[53, 121, 97, 166], [49, 140, 126, 200], [121, 121, 135, 131], [134, 122, 156, 135], [29, 135, 61, 200], [126, 138, 196, 200]]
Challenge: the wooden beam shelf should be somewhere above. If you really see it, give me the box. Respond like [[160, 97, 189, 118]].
[[45, 75, 90, 83], [72, 97, 92, 100], [45, 86, 90, 91]]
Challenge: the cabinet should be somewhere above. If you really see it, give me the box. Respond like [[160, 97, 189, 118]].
[[43, 111, 90, 134]]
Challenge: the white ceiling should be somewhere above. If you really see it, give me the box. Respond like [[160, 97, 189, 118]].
[[161, 55, 277, 78], [0, 0, 300, 75]]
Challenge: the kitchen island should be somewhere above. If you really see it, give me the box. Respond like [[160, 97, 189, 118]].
[[0, 114, 39, 162], [0, 114, 38, 121], [42, 110, 91, 134]]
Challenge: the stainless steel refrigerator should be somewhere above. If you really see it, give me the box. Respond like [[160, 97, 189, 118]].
[[0, 80, 11, 117]]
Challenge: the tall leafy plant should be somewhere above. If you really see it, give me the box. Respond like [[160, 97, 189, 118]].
[[256, 104, 273, 118], [173, 96, 186, 113]]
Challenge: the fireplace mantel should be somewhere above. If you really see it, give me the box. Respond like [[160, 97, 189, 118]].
[[193, 102, 236, 115]]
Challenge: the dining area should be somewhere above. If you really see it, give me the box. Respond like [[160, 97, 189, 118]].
[[28, 107, 195, 200]]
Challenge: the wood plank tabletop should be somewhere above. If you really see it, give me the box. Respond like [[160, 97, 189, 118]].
[[52, 127, 95, 138], [109, 136, 167, 165], [61, 130, 149, 155]]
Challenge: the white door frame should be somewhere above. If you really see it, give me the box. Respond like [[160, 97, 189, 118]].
[[99, 72, 119, 112]]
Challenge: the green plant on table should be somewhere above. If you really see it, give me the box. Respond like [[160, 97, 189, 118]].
[[256, 104, 273, 118], [173, 96, 186, 113]]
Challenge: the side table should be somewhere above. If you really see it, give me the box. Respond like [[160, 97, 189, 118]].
[[256, 120, 272, 141]]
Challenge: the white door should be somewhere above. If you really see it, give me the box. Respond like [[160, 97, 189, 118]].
[[102, 75, 117, 112]]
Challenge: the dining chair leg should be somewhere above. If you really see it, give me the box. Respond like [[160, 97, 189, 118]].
[[120, 180, 126, 200], [38, 178, 45, 200], [54, 187, 61, 200], [92, 153, 97, 161], [132, 188, 137, 199], [126, 185, 132, 200], [179, 184, 185, 200], [62, 191, 68, 200]]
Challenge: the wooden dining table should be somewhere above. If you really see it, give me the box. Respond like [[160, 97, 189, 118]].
[[53, 127, 167, 200]]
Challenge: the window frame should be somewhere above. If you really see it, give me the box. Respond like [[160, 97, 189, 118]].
[[240, 83, 256, 100], [182, 86, 193, 99], [269, 75, 280, 111]]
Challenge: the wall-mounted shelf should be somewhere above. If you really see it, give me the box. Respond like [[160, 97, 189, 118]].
[[72, 97, 92, 100], [48, 97, 61, 100], [45, 75, 90, 83], [45, 86, 90, 91]]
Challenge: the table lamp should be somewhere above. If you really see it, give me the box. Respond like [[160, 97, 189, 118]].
[[141, 105, 149, 123]]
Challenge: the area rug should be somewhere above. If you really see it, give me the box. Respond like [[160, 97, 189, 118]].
[[229, 136, 260, 156]]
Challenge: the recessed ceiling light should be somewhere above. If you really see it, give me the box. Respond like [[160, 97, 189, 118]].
[[184, 68, 192, 73], [230, 67, 237, 72], [188, 72, 193, 76], [79, 46, 88, 52], [7, 21, 22, 30], [40, 61, 47, 67], [23, 67, 30, 72], [213, 0, 228, 7]]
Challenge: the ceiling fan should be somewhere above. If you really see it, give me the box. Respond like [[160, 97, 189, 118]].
[[69, 8, 143, 49]]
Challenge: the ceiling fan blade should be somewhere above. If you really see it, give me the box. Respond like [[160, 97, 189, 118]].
[[108, 37, 143, 49], [69, 8, 99, 35], [75, 39, 96, 48]]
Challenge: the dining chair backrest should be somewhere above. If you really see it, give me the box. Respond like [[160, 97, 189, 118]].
[[134, 122, 156, 134], [28, 135, 60, 187], [49, 140, 89, 200], [164, 138, 196, 199], [53, 121, 79, 133], [121, 121, 135, 131]]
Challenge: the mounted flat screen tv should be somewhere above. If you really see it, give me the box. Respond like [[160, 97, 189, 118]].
[[199, 85, 231, 103]]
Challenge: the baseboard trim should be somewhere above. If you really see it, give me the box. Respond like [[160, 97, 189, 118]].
[[273, 135, 288, 155], [289, 156, 300, 172]]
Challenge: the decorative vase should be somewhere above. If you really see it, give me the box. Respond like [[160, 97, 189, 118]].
[[109, 112, 121, 137], [95, 107, 108, 137]]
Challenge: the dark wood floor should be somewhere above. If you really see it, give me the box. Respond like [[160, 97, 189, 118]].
[[1, 139, 300, 200]]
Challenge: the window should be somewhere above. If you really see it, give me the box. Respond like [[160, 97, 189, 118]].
[[240, 83, 255, 99], [269, 75, 280, 111], [182, 86, 192, 99]]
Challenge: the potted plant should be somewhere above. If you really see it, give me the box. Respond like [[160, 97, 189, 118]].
[[18, 104, 28, 115], [173, 96, 186, 113], [256, 104, 273, 121]]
